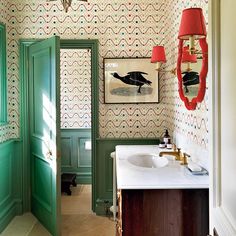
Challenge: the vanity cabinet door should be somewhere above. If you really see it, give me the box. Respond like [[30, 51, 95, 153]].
[[121, 189, 143, 236], [117, 189, 209, 236], [121, 189, 182, 236]]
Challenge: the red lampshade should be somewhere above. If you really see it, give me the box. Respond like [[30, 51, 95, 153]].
[[151, 45, 167, 63], [182, 46, 197, 63], [178, 8, 207, 40]]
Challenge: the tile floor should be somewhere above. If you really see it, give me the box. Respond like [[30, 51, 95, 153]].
[[1, 185, 115, 236], [61, 185, 115, 236]]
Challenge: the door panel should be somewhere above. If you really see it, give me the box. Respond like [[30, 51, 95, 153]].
[[33, 155, 52, 210], [29, 36, 61, 236]]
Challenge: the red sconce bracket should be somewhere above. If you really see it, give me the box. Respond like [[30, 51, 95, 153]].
[[176, 38, 208, 110]]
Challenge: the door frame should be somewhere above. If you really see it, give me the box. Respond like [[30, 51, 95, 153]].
[[209, 0, 236, 235], [209, 0, 221, 233], [20, 39, 99, 212]]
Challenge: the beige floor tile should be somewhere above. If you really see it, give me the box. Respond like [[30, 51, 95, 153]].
[[61, 214, 115, 236], [28, 222, 52, 236], [0, 213, 37, 236], [61, 186, 92, 215], [61, 184, 115, 236]]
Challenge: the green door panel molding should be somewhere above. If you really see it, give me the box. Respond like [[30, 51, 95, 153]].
[[0, 140, 22, 233], [0, 22, 7, 124], [61, 128, 92, 184], [79, 138, 91, 167], [28, 36, 61, 236]]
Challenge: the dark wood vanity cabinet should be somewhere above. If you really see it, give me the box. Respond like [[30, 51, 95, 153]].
[[116, 189, 209, 236]]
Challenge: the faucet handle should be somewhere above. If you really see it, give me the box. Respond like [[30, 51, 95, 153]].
[[184, 153, 191, 158], [181, 152, 190, 165], [172, 143, 177, 151]]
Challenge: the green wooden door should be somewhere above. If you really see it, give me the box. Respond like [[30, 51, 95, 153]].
[[28, 36, 61, 236]]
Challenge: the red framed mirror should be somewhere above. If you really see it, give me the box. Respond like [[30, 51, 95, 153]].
[[176, 38, 208, 110]]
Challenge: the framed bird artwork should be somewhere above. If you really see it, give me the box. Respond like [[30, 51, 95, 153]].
[[104, 58, 159, 104]]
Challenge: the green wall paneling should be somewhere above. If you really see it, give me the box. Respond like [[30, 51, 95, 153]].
[[0, 140, 23, 233], [61, 129, 92, 184], [95, 138, 160, 215]]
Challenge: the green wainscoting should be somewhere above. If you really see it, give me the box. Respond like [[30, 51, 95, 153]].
[[61, 129, 91, 184], [0, 140, 23, 233], [95, 138, 160, 215]]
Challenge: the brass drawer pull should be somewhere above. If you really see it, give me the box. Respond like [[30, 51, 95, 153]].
[[116, 224, 123, 233]]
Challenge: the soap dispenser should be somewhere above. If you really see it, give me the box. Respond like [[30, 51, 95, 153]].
[[163, 129, 170, 145]]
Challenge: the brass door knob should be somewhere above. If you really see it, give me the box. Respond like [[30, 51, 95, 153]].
[[46, 150, 53, 159]]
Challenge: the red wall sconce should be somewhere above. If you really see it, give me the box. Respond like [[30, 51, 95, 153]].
[[151, 45, 176, 75], [151, 46, 166, 70], [178, 8, 207, 54]]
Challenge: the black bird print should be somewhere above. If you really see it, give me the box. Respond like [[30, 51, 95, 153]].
[[182, 71, 199, 93], [111, 71, 152, 93]]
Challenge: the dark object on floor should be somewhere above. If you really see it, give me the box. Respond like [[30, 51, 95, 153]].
[[61, 173, 77, 195]]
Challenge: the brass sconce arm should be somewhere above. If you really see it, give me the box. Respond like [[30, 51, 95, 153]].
[[156, 67, 176, 75], [47, 0, 87, 13]]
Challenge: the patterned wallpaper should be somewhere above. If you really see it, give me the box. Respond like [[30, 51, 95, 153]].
[[0, 0, 208, 147], [60, 49, 91, 129]]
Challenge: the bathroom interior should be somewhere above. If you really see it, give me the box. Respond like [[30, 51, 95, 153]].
[[0, 0, 236, 235], [60, 47, 94, 232]]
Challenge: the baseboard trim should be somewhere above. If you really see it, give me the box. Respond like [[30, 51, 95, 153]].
[[75, 174, 91, 184], [0, 199, 22, 233], [95, 198, 112, 216], [61, 171, 92, 185]]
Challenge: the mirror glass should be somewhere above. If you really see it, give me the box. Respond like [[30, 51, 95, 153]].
[[181, 54, 202, 101], [177, 38, 208, 110]]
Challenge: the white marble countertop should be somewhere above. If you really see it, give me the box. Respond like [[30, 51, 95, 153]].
[[116, 145, 209, 190]]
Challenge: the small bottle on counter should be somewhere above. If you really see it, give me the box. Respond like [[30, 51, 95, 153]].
[[166, 139, 173, 149], [159, 141, 166, 148], [163, 129, 170, 145]]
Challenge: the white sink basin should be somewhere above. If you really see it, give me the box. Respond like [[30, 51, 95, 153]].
[[127, 153, 168, 168]]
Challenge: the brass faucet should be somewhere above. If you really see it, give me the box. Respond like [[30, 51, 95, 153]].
[[159, 145, 190, 165], [159, 147, 182, 161]]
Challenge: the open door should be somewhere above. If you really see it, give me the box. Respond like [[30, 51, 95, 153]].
[[28, 36, 61, 236]]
